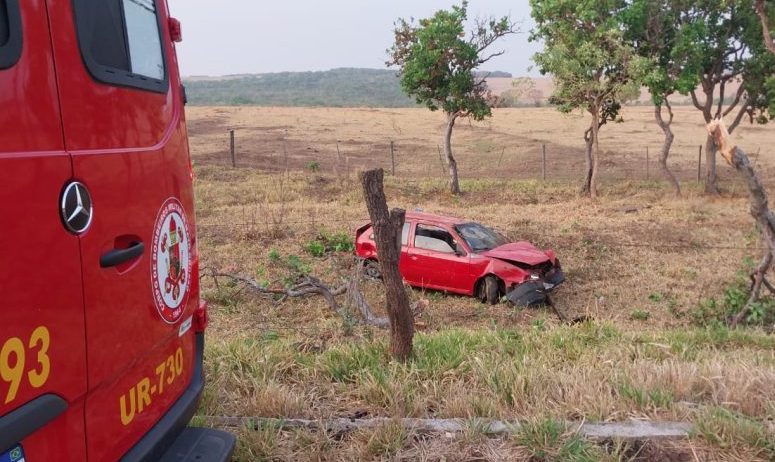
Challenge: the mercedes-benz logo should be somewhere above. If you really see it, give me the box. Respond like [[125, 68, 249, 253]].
[[61, 182, 93, 234]]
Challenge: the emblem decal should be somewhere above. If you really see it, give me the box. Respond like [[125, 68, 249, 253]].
[[151, 198, 191, 324], [60, 182, 93, 234]]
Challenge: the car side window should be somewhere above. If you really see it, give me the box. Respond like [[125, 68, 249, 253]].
[[72, 0, 168, 92], [414, 224, 456, 254], [369, 222, 411, 246], [0, 0, 22, 70], [401, 222, 410, 246]]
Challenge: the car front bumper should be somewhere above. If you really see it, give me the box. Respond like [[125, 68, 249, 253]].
[[506, 269, 565, 307]]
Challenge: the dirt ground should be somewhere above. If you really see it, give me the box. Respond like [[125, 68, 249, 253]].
[[186, 105, 775, 461]]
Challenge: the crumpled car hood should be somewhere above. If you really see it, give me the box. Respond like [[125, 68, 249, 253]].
[[481, 241, 552, 266]]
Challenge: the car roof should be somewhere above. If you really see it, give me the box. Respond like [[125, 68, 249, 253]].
[[405, 211, 468, 226]]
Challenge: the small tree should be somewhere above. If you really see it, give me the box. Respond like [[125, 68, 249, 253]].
[[509, 77, 545, 107], [624, 0, 698, 197], [387, 2, 517, 195], [530, 0, 639, 198]]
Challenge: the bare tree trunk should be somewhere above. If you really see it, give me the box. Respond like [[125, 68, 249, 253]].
[[589, 105, 601, 199], [580, 127, 593, 195], [443, 112, 461, 195], [707, 120, 775, 328], [692, 85, 720, 195], [704, 134, 719, 194], [359, 169, 414, 360], [654, 102, 681, 197]]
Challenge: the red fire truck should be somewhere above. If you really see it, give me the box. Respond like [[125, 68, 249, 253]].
[[0, 0, 234, 460]]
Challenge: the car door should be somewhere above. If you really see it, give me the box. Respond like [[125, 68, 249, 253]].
[[0, 0, 88, 459], [46, 0, 198, 460], [406, 223, 470, 293]]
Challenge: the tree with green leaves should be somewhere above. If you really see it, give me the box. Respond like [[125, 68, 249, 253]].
[[387, 2, 517, 195], [530, 0, 639, 198], [624, 0, 698, 197], [756, 0, 775, 56], [673, 0, 775, 194], [756, 0, 775, 118]]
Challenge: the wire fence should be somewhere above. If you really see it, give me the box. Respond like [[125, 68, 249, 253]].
[[211, 129, 768, 186]]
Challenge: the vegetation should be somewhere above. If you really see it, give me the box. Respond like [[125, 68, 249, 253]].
[[530, 0, 639, 198], [692, 258, 775, 328], [184, 68, 417, 107], [184, 68, 515, 108], [387, 1, 517, 194], [756, 0, 775, 114], [623, 0, 696, 197], [647, 0, 775, 194], [305, 231, 354, 257]]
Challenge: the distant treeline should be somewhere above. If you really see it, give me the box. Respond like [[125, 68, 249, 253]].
[[183, 68, 512, 107]]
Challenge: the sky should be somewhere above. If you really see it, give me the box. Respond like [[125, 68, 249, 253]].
[[167, 0, 541, 77]]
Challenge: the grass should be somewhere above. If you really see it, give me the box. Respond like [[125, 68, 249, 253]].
[[515, 418, 605, 462], [202, 326, 775, 459], [694, 406, 775, 459], [188, 106, 775, 460], [201, 324, 775, 420]]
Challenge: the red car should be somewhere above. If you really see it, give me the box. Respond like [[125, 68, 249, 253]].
[[355, 212, 564, 305]]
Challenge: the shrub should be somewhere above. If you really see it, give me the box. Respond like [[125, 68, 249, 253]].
[[268, 248, 281, 263], [304, 230, 355, 257], [304, 240, 326, 257], [692, 259, 775, 327], [629, 309, 650, 321]]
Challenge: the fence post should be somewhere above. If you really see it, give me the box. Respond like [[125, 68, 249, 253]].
[[697, 145, 702, 182], [542, 144, 547, 181], [437, 145, 446, 175], [229, 129, 236, 167], [646, 147, 649, 180], [390, 140, 396, 176]]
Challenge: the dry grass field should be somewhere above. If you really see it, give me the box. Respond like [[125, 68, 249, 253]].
[[188, 106, 775, 461]]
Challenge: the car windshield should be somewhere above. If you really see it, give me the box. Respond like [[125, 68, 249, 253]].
[[454, 222, 508, 252]]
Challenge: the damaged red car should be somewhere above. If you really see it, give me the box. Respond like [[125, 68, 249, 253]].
[[355, 212, 565, 305]]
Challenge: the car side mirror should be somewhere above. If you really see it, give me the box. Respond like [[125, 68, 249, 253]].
[[454, 242, 467, 257]]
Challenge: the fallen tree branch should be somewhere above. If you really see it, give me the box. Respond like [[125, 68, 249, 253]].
[[208, 266, 390, 329], [346, 261, 390, 328], [707, 119, 775, 328], [202, 416, 692, 442]]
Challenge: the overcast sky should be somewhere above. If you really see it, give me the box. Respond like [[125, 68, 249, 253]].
[[167, 0, 540, 77]]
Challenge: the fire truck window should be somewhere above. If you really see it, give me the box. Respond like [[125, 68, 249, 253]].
[[86, 1, 130, 70], [72, 0, 168, 93], [0, 0, 21, 70], [123, 0, 164, 80]]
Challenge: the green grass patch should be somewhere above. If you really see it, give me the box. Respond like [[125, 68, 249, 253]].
[[515, 418, 605, 462], [694, 406, 775, 458]]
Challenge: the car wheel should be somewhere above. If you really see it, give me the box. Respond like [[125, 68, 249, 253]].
[[483, 276, 500, 305], [364, 260, 381, 279]]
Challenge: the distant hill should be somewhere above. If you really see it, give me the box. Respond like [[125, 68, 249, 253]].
[[183, 68, 512, 107], [184, 68, 726, 108]]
